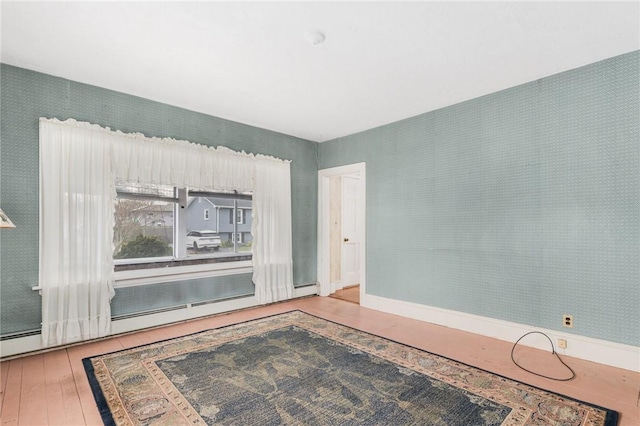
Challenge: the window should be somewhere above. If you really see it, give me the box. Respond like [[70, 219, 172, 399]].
[[114, 182, 175, 262], [229, 207, 245, 224], [39, 117, 293, 307], [113, 182, 253, 270], [187, 192, 252, 259]]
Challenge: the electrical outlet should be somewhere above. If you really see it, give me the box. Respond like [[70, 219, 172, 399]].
[[562, 314, 573, 328], [557, 338, 567, 349]]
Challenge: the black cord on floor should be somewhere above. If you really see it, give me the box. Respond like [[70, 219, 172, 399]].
[[511, 331, 576, 381]]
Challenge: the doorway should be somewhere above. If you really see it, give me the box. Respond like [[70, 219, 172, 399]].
[[328, 285, 360, 304], [317, 163, 366, 304]]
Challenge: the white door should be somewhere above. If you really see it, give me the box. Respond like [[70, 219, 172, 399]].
[[341, 175, 360, 288]]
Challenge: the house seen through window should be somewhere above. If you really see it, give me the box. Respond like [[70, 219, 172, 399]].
[[113, 181, 252, 269]]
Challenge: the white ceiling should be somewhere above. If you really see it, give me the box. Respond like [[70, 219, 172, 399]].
[[1, 2, 638, 142]]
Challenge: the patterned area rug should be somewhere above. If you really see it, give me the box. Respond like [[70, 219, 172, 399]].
[[83, 311, 617, 425]]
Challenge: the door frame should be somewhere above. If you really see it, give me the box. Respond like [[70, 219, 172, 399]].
[[317, 162, 366, 301]]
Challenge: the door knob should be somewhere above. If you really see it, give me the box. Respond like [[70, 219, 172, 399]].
[[344, 237, 349, 242]]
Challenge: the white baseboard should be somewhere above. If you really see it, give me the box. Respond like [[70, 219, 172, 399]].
[[0, 285, 318, 359], [362, 294, 639, 372], [0, 334, 43, 359]]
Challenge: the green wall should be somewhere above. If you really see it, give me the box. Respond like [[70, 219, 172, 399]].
[[2, 51, 638, 347], [319, 51, 639, 346], [0, 64, 318, 335]]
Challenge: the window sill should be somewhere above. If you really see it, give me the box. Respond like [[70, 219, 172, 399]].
[[114, 258, 253, 288], [114, 253, 252, 271]]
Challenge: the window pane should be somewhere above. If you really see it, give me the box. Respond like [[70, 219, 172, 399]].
[[114, 182, 175, 261], [186, 194, 252, 258]]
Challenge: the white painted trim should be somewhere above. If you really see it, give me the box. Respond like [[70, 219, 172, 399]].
[[114, 260, 253, 288], [33, 260, 253, 291], [362, 294, 639, 372], [293, 284, 318, 299], [110, 297, 260, 335], [317, 163, 366, 299], [317, 172, 330, 296], [1, 285, 318, 359], [0, 334, 43, 359]]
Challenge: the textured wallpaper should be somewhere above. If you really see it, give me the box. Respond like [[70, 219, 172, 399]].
[[2, 51, 638, 346], [319, 51, 639, 346], [0, 64, 318, 335]]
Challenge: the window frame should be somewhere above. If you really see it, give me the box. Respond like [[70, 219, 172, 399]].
[[113, 186, 176, 265], [113, 186, 253, 287]]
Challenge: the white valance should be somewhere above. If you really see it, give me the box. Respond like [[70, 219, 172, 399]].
[[42, 117, 289, 192]]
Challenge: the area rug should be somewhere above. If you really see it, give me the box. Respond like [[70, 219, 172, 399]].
[[83, 311, 617, 426]]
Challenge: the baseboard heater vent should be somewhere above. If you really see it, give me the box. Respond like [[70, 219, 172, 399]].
[[295, 282, 317, 288], [191, 293, 254, 307], [1, 329, 41, 341], [113, 304, 189, 321]]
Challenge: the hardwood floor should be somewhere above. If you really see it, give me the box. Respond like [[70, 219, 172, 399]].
[[328, 284, 360, 304], [1, 296, 638, 425]]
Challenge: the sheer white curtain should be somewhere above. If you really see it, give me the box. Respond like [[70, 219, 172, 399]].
[[110, 133, 254, 192], [252, 158, 294, 303], [39, 119, 116, 346], [39, 118, 294, 345]]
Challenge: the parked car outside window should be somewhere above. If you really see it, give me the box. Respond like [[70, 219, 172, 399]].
[[186, 230, 221, 251]]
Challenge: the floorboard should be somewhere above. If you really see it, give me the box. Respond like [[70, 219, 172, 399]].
[[43, 351, 65, 425], [0, 296, 638, 425], [18, 355, 47, 425], [328, 284, 360, 304], [45, 349, 85, 426], [1, 358, 23, 425], [0, 359, 9, 419]]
